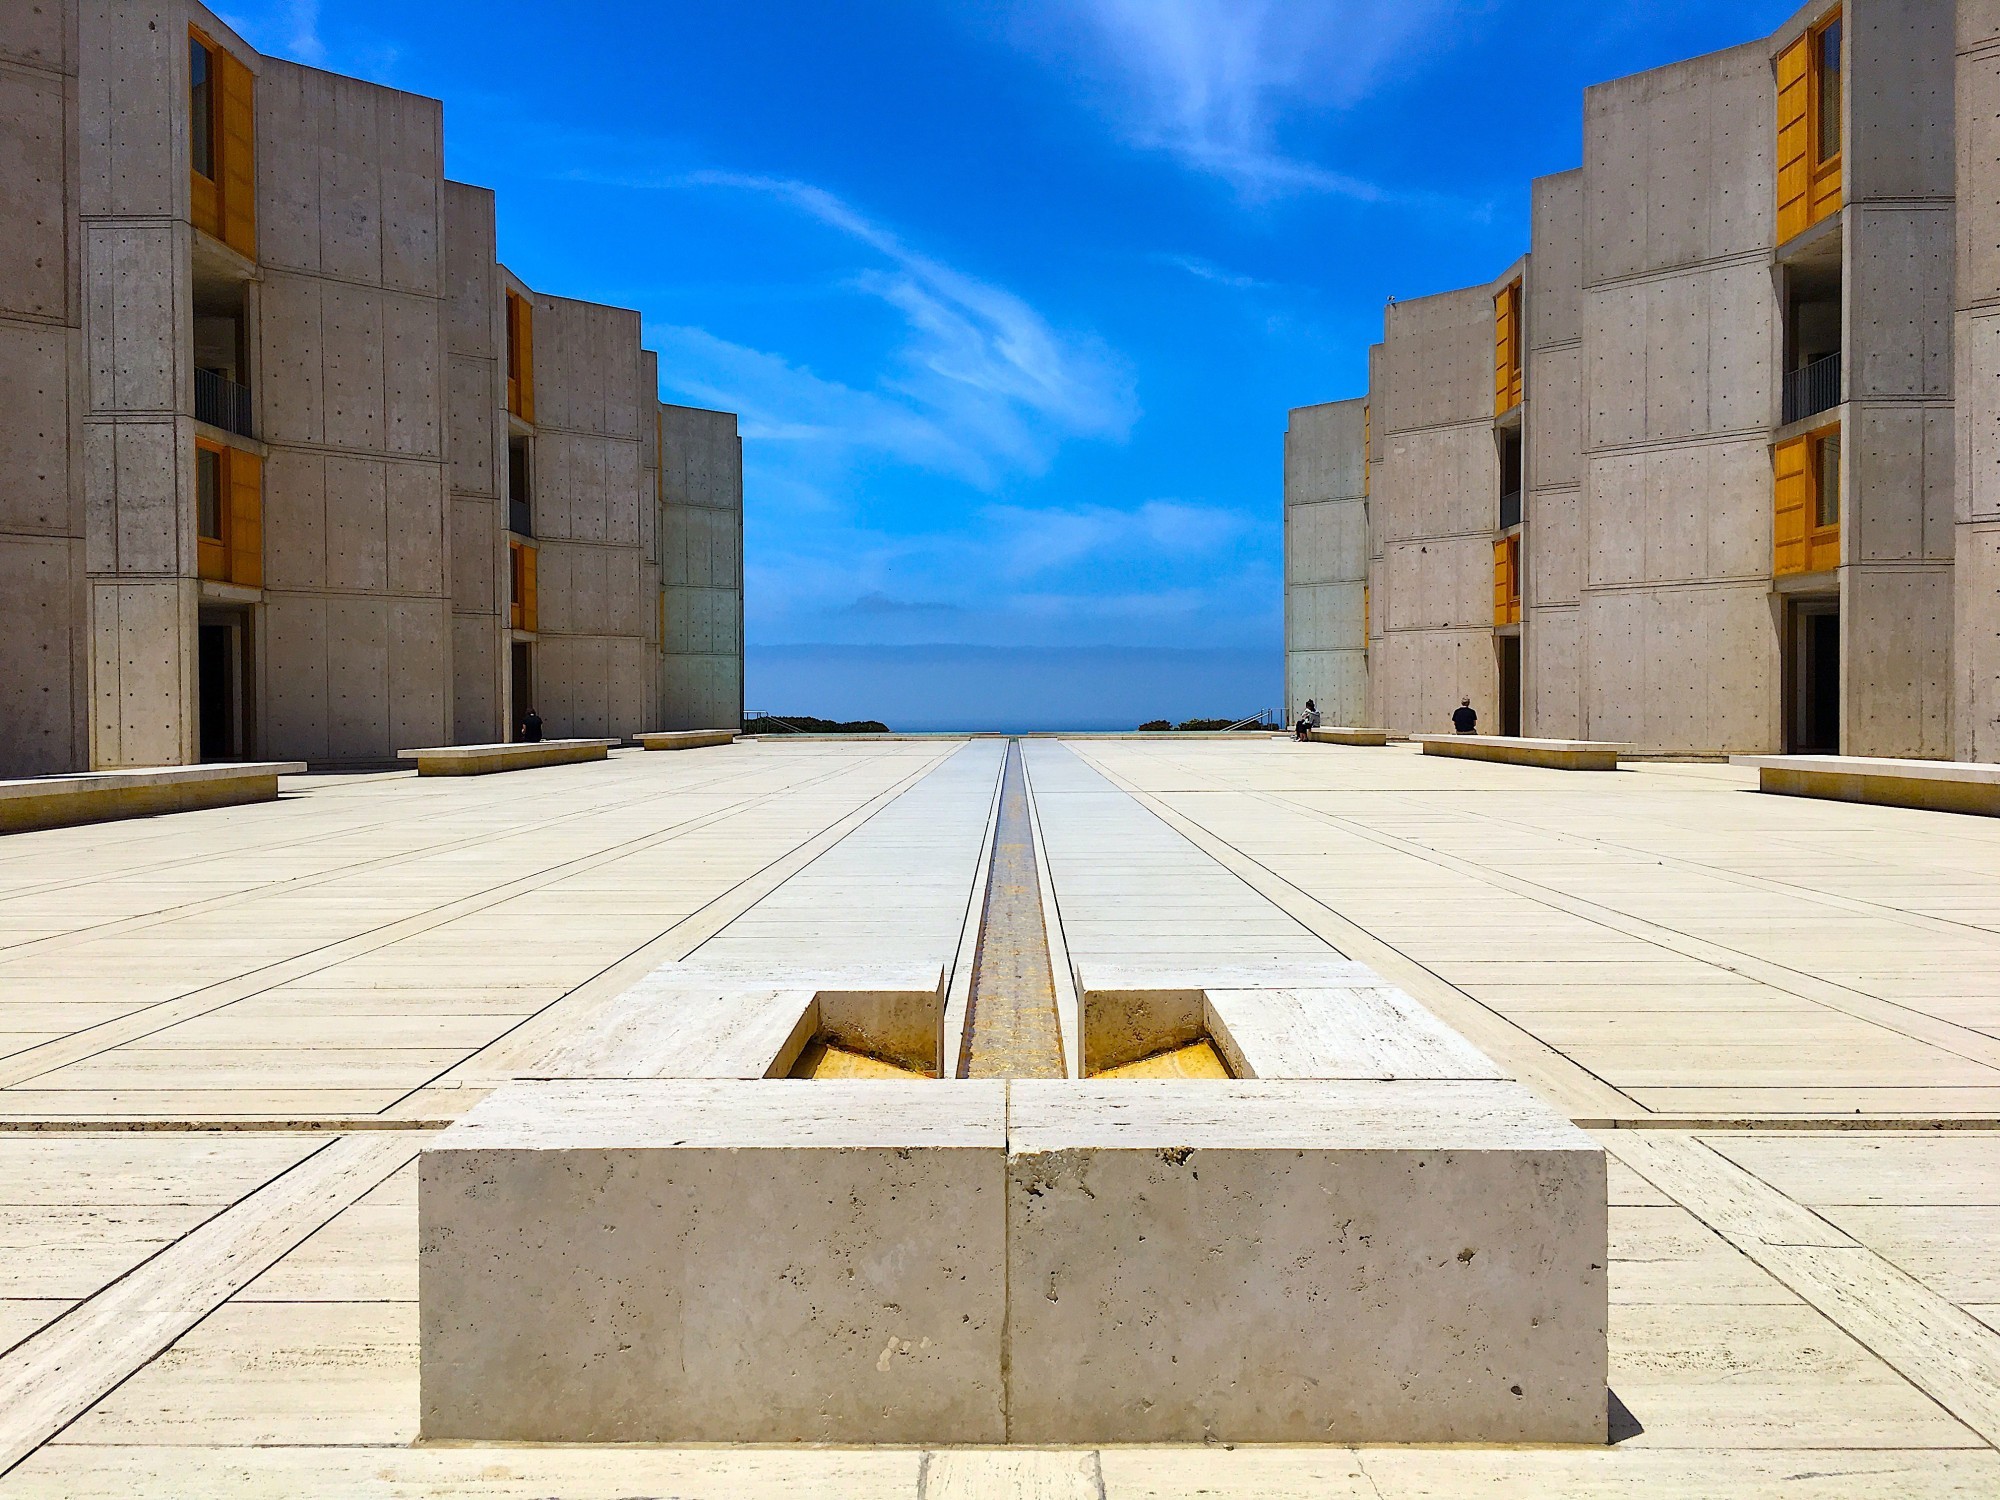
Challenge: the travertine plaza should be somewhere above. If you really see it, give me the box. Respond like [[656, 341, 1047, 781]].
[[6, 2, 2000, 1498]]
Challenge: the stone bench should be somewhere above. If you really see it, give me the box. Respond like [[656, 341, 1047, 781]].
[[1416, 734, 1626, 771], [1306, 725, 1390, 746], [395, 740, 615, 777], [1731, 754, 2000, 818], [0, 762, 305, 835], [631, 729, 738, 751]]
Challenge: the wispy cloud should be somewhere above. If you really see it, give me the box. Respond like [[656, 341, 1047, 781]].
[[1010, 0, 1453, 200], [1159, 253, 1275, 290], [218, 0, 329, 66]]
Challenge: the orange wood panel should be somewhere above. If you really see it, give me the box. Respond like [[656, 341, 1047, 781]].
[[227, 448, 262, 588], [218, 49, 256, 258], [1776, 34, 1811, 242], [1773, 434, 1812, 575]]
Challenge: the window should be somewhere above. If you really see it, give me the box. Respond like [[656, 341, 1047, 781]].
[[194, 439, 263, 587], [1816, 19, 1842, 166], [189, 38, 215, 180], [1776, 10, 1842, 242], [1815, 432, 1840, 530], [1492, 535, 1522, 626], [508, 436, 533, 535], [1498, 428, 1523, 530], [196, 446, 224, 541], [188, 28, 255, 257]]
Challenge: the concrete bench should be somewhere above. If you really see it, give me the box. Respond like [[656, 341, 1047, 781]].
[[1416, 734, 1626, 771], [395, 739, 614, 777], [631, 729, 737, 751], [0, 762, 305, 835], [1306, 725, 1390, 746], [1731, 754, 2000, 817]]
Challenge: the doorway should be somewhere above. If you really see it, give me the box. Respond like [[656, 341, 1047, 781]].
[[197, 610, 250, 761], [1497, 634, 1522, 737], [1786, 599, 1839, 752], [510, 642, 533, 741]]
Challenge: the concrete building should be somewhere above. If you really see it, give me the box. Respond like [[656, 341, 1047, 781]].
[[0, 2, 742, 777], [1288, 0, 1966, 756]]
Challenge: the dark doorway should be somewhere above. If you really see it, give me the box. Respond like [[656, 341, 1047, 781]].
[[1498, 634, 1522, 737], [197, 614, 248, 761], [510, 641, 533, 741], [1787, 600, 1839, 752]]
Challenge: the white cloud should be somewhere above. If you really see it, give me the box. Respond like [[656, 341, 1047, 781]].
[[219, 0, 328, 66], [1012, 0, 1453, 199]]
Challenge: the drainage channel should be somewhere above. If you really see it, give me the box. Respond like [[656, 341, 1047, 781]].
[[959, 740, 1067, 1079]]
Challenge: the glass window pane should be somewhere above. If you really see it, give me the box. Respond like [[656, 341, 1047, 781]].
[[1815, 435, 1840, 529], [190, 40, 214, 180], [197, 449, 223, 539], [1817, 21, 1842, 163]]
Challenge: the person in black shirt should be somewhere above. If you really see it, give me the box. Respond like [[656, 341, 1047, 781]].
[[1452, 697, 1477, 734], [520, 708, 543, 743]]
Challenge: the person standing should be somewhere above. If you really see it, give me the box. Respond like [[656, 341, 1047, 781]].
[[1452, 697, 1477, 734]]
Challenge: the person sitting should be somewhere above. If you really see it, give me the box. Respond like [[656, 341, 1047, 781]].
[[1452, 697, 1477, 734], [1295, 699, 1321, 741], [520, 708, 544, 743]]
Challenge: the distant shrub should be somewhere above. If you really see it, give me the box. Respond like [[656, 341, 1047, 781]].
[[744, 715, 890, 735], [1137, 720, 1172, 731]]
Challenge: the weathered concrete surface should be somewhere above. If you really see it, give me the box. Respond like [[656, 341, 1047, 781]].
[[1305, 725, 1389, 745], [1958, 6, 2000, 762], [1005, 1079, 1608, 1445], [659, 403, 743, 732], [419, 1079, 1008, 1444], [1284, 398, 1370, 729]]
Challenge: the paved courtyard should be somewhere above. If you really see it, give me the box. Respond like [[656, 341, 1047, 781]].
[[1, 737, 1998, 1495]]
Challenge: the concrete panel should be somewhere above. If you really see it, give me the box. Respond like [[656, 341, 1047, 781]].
[[1285, 399, 1366, 505], [1852, 405, 1955, 562], [261, 448, 326, 591], [90, 578, 189, 767], [447, 355, 493, 498], [1957, 309, 2000, 523], [389, 596, 449, 750], [0, 0, 69, 67], [443, 183, 497, 358], [1526, 343, 1582, 492], [84, 222, 175, 414], [85, 418, 180, 577], [253, 62, 320, 275], [1379, 288, 1492, 436], [378, 90, 442, 297], [1525, 605, 1582, 738], [1958, 21, 2000, 305], [451, 495, 495, 614], [1851, 208, 1954, 402], [451, 611, 499, 745], [0, 63, 71, 322], [386, 460, 445, 597], [263, 592, 328, 762], [381, 290, 442, 458], [258, 273, 325, 446], [1585, 281, 1647, 449], [0, 535, 83, 776], [1528, 170, 1583, 351], [323, 456, 387, 593], [317, 72, 385, 286], [1287, 499, 1368, 586], [1845, 564, 1955, 757], [319, 280, 385, 452], [77, 1, 178, 221], [324, 593, 389, 760], [1957, 520, 2000, 761], [1530, 483, 1582, 605], [0, 322, 75, 534], [1850, 0, 1955, 203]]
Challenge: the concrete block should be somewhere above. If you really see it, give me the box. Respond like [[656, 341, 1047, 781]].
[[540, 982, 819, 1080], [1304, 725, 1388, 746], [419, 1079, 1009, 1443], [1415, 735, 1626, 770], [1004, 1080, 1608, 1444], [1732, 754, 2000, 816], [0, 63, 70, 322], [0, 761, 304, 833], [396, 739, 613, 776], [672, 961, 947, 1075], [0, 323, 71, 534], [632, 729, 737, 750]]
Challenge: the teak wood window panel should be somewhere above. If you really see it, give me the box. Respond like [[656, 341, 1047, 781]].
[[1773, 426, 1841, 576], [506, 292, 536, 422], [1493, 281, 1524, 415], [1777, 9, 1842, 244], [510, 538, 538, 633], [194, 438, 263, 587], [188, 28, 255, 258], [1492, 534, 1522, 626]]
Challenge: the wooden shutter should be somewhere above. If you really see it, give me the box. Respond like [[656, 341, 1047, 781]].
[[520, 542, 538, 633], [1806, 432, 1841, 572], [1492, 536, 1520, 626], [506, 293, 536, 423], [227, 448, 262, 587], [1773, 435, 1811, 575], [218, 49, 256, 258], [1493, 282, 1522, 414], [196, 438, 229, 580], [1807, 13, 1843, 226], [1776, 34, 1811, 243]]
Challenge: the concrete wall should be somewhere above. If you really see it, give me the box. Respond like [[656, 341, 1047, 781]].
[[444, 182, 503, 745], [1282, 398, 1369, 726], [1839, 0, 1955, 756], [1525, 170, 1585, 738], [1370, 287, 1499, 737], [0, 2, 85, 776], [660, 402, 744, 730], [530, 294, 655, 741], [1578, 39, 1782, 753], [1958, 0, 2000, 760], [256, 58, 452, 764]]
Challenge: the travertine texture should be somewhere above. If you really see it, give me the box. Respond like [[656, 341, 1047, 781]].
[[1005, 1079, 1608, 1444], [420, 1079, 1009, 1444]]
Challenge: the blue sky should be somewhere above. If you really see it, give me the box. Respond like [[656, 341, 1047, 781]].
[[223, 0, 1800, 729]]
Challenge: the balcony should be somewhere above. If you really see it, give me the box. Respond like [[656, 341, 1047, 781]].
[[1782, 351, 1840, 426], [1499, 490, 1522, 530], [195, 366, 254, 437]]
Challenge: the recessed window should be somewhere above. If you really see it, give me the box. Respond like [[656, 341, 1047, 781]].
[[197, 447, 224, 541], [508, 436, 533, 536], [1816, 18, 1842, 165], [1814, 433, 1840, 529], [189, 38, 215, 180]]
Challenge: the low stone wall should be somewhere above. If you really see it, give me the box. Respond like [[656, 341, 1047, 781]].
[[0, 762, 305, 834], [1416, 735, 1626, 771], [632, 730, 738, 751], [1732, 755, 2000, 817], [395, 740, 614, 776]]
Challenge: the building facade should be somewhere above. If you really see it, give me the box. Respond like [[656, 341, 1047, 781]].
[[0, 2, 743, 777], [1286, 0, 1977, 757]]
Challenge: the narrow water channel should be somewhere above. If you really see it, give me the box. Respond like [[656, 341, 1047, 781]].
[[959, 740, 1067, 1079]]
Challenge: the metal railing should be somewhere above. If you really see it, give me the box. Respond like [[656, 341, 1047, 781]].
[[195, 367, 253, 437], [1782, 351, 1840, 426], [1499, 489, 1522, 530]]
